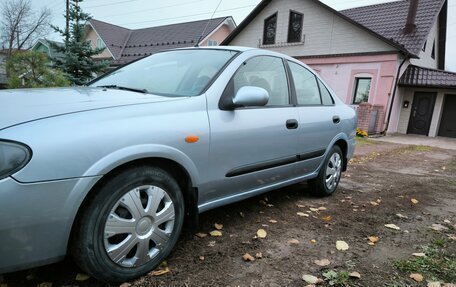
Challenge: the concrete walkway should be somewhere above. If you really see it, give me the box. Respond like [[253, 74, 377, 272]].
[[370, 134, 456, 150]]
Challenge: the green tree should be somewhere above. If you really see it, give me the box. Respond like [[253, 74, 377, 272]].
[[50, 0, 109, 86], [6, 50, 70, 88]]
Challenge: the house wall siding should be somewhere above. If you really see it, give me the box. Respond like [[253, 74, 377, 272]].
[[410, 20, 439, 69], [200, 24, 232, 46], [229, 0, 395, 56], [86, 28, 112, 59]]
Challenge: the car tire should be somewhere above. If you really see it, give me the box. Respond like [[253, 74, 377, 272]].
[[71, 166, 185, 282], [309, 145, 343, 197]]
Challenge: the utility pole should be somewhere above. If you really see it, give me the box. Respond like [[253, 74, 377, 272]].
[[65, 0, 70, 43]]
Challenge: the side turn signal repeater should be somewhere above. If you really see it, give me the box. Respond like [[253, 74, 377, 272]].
[[185, 135, 199, 143]]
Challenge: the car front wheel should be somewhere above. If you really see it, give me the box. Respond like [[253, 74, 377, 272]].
[[309, 145, 343, 197], [71, 166, 184, 282]]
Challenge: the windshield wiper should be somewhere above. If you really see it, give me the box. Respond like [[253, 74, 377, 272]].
[[97, 85, 148, 94]]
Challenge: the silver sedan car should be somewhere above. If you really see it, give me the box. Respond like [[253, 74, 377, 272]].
[[0, 47, 356, 282]]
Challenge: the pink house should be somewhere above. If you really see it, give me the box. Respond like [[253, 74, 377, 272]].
[[222, 0, 455, 138]]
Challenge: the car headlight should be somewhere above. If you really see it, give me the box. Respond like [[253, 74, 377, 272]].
[[0, 140, 32, 180]]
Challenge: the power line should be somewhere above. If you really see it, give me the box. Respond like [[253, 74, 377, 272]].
[[116, 4, 256, 26], [91, 0, 205, 19], [82, 0, 143, 9]]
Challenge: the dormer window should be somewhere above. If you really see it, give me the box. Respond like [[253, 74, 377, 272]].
[[263, 13, 277, 45], [287, 11, 303, 43]]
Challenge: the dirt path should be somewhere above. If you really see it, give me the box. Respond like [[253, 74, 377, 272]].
[[2, 139, 455, 287]]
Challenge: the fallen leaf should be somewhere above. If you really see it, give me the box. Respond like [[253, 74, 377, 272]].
[[412, 252, 426, 257], [214, 223, 223, 230], [376, 199, 382, 203], [199, 256, 205, 261], [368, 242, 375, 246], [239, 212, 245, 218], [269, 219, 278, 223], [297, 204, 306, 208], [243, 253, 255, 262], [370, 201, 379, 206], [318, 207, 327, 211], [442, 284, 456, 287], [349, 272, 361, 279], [385, 224, 401, 230], [336, 240, 349, 251], [396, 213, 408, 219], [302, 275, 320, 284], [314, 259, 331, 266], [255, 252, 263, 259], [444, 219, 451, 224], [288, 239, 300, 244], [309, 207, 319, 212], [431, 224, 449, 231], [120, 283, 132, 287], [297, 212, 310, 217], [37, 284, 52, 287], [267, 203, 274, 207], [310, 239, 317, 244], [207, 241, 216, 247], [410, 273, 424, 282], [427, 282, 441, 287], [322, 215, 332, 221], [209, 230, 222, 237], [411, 198, 419, 204], [195, 232, 207, 238], [257, 229, 267, 238], [75, 273, 90, 281], [368, 236, 379, 243], [447, 234, 456, 241], [151, 267, 170, 276]]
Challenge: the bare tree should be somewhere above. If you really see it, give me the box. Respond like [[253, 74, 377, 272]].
[[0, 0, 52, 57]]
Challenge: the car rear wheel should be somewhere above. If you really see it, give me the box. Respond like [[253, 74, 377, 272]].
[[71, 166, 184, 282], [309, 145, 343, 197]]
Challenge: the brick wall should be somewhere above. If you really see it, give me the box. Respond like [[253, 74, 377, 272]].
[[357, 103, 385, 134]]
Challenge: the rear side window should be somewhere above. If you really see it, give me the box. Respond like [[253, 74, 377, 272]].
[[317, 78, 334, 105], [288, 61, 321, 105], [232, 56, 290, 106]]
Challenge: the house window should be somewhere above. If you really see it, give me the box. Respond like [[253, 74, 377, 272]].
[[352, 78, 371, 104], [263, 13, 277, 45], [287, 11, 303, 43], [431, 40, 435, 59], [97, 37, 105, 49], [208, 39, 218, 46], [422, 40, 427, 52]]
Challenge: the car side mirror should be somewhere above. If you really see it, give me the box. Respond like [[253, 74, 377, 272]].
[[219, 86, 269, 110]]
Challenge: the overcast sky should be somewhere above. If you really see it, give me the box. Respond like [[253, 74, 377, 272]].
[[34, 0, 456, 71]]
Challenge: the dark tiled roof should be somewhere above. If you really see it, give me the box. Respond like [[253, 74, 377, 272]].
[[341, 0, 446, 56], [399, 65, 456, 88], [89, 17, 230, 64]]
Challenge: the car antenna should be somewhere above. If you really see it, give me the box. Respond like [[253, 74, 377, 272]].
[[195, 0, 223, 47]]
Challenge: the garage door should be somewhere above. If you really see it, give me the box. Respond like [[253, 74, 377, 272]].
[[438, 95, 456, 138]]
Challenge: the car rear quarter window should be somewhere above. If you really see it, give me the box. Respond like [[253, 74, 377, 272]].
[[317, 78, 334, 105]]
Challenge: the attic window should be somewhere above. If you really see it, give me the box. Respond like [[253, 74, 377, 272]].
[[422, 40, 427, 52], [287, 11, 303, 43], [263, 13, 277, 45], [431, 40, 435, 59]]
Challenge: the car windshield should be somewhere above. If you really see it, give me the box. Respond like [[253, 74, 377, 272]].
[[91, 49, 238, 97]]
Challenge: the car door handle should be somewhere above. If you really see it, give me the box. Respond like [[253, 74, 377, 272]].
[[332, 116, 340, 124], [286, 119, 299, 129]]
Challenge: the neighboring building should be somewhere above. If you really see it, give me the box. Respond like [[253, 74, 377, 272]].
[[0, 50, 8, 89], [222, 0, 455, 138], [31, 39, 65, 61], [84, 17, 236, 66]]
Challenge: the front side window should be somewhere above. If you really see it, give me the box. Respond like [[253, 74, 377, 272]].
[[91, 49, 238, 97], [263, 13, 277, 45], [288, 61, 321, 105], [287, 11, 303, 43], [352, 78, 371, 104], [231, 56, 290, 106]]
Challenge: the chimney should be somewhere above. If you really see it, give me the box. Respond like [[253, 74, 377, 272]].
[[403, 0, 419, 34]]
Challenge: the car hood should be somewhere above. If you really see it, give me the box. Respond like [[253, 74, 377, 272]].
[[0, 87, 184, 130]]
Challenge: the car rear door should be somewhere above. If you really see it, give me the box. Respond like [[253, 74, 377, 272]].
[[201, 55, 300, 207], [286, 60, 340, 174]]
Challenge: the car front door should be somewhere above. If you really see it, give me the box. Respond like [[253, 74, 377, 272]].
[[286, 60, 341, 175], [201, 55, 300, 208]]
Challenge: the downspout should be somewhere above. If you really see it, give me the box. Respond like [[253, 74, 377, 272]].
[[383, 54, 407, 134]]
